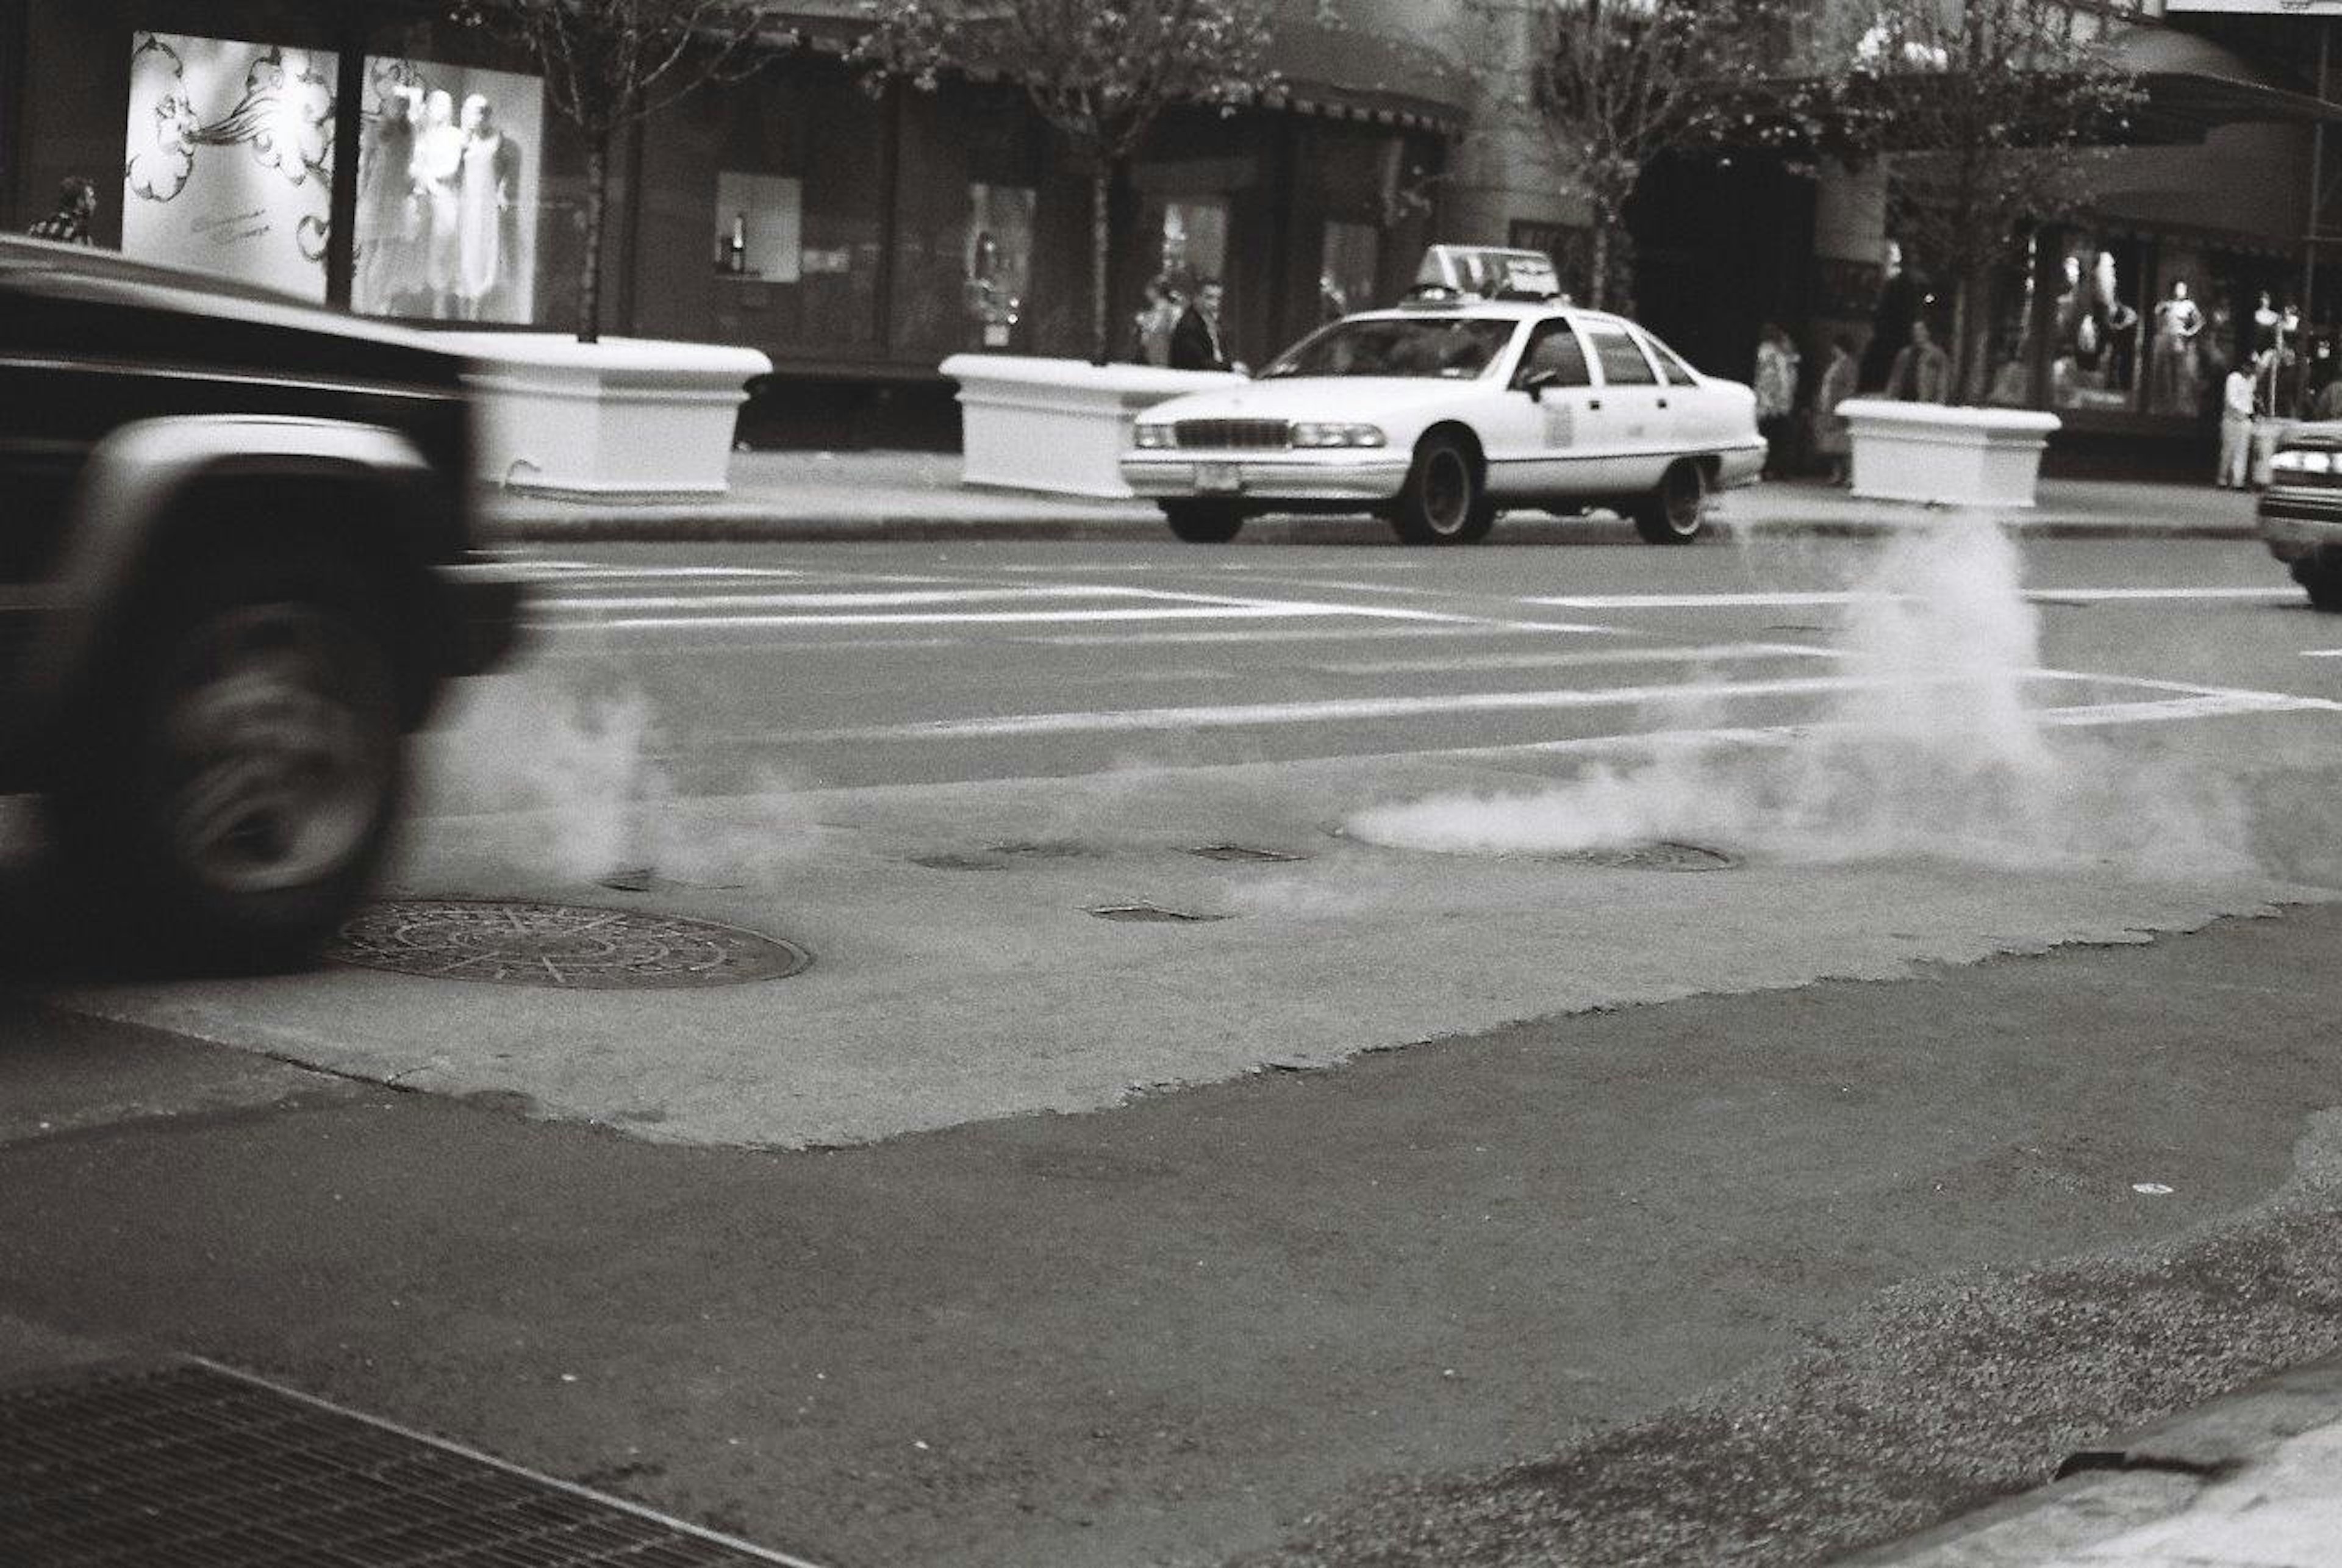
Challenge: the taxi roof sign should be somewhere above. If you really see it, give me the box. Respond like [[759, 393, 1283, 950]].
[[1413, 245, 1565, 303]]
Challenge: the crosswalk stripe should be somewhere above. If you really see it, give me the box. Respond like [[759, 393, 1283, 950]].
[[1524, 588, 2298, 609]]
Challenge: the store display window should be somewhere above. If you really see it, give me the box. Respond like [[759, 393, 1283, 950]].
[[964, 184, 1034, 348], [122, 32, 337, 301], [1319, 220, 1380, 320], [1155, 198, 1228, 299], [2051, 232, 2146, 414], [352, 55, 544, 323], [713, 173, 803, 281]]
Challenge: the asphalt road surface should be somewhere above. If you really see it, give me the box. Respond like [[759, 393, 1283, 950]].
[[4, 525, 2342, 1567]]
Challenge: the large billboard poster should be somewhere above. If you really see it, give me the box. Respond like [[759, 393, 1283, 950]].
[[122, 32, 337, 301]]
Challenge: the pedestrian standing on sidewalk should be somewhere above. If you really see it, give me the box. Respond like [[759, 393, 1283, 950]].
[[2219, 354, 2257, 489], [1170, 279, 1240, 373], [26, 176, 96, 245], [1753, 323, 1800, 478], [1133, 276, 1180, 367], [1811, 334, 1858, 487]]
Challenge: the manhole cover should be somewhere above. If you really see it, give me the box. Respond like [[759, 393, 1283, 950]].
[[1545, 841, 1738, 872], [0, 1359, 818, 1567], [1086, 903, 1228, 923], [326, 900, 811, 988], [1186, 844, 1306, 863]]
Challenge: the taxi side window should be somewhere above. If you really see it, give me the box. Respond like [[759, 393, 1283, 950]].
[[1586, 324, 1659, 385], [1637, 329, 1701, 385], [1516, 322, 1592, 388]]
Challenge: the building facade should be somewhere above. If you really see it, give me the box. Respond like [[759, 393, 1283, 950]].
[[0, 0, 1461, 445]]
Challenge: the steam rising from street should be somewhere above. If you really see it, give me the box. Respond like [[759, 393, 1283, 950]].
[[1347, 523, 2258, 881]]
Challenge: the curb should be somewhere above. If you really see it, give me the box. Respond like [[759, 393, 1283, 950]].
[[1830, 1353, 2342, 1566], [484, 510, 2261, 548]]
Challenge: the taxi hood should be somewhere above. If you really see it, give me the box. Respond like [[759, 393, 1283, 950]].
[[1139, 375, 1503, 425]]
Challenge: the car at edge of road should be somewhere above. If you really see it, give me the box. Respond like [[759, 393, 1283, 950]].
[[1120, 293, 1767, 548], [2260, 427, 2342, 610], [0, 233, 521, 970]]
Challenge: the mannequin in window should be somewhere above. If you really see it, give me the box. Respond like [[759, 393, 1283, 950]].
[[2094, 251, 2139, 392], [356, 84, 423, 313], [411, 90, 465, 319], [454, 94, 521, 321], [2147, 280, 2203, 415]]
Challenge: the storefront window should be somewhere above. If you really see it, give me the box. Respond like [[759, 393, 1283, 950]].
[[706, 72, 883, 352], [352, 55, 545, 323], [2051, 232, 2146, 414], [712, 172, 802, 281], [965, 184, 1034, 348], [122, 32, 337, 301], [1319, 220, 1379, 321], [1156, 198, 1228, 298]]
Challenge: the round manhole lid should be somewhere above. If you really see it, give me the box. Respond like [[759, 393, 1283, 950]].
[[326, 899, 811, 988], [1544, 841, 1738, 873]]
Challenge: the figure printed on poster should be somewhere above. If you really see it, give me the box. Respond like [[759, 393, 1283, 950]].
[[353, 55, 540, 323], [121, 32, 337, 298]]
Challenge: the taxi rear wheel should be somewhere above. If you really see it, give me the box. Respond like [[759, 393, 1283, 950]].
[[1391, 434, 1494, 546], [1161, 500, 1247, 543], [1631, 460, 1708, 545]]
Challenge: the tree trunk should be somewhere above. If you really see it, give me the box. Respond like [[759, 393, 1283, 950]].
[[578, 130, 609, 345], [1089, 164, 1112, 366], [1588, 224, 1610, 313]]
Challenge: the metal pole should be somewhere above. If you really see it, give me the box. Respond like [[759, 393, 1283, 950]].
[[2302, 20, 2329, 417]]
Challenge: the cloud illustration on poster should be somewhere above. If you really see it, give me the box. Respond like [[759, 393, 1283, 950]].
[[234, 49, 335, 187], [124, 34, 199, 202]]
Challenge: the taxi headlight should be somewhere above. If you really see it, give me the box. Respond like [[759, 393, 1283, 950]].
[[1133, 423, 1175, 449], [2286, 448, 2334, 474], [1290, 422, 1388, 448]]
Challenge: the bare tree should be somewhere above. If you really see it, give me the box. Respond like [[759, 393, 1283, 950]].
[[458, 0, 779, 340], [856, 0, 1276, 364], [1819, 0, 2140, 401], [1481, 0, 1799, 311]]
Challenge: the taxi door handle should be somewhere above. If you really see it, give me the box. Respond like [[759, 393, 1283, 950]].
[[1657, 397, 1670, 409], [1588, 399, 1602, 410]]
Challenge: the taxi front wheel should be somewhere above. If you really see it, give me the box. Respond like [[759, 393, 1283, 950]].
[[1391, 434, 1494, 546], [1161, 500, 1247, 543]]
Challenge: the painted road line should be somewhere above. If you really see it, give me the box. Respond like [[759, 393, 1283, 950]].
[[1314, 642, 1837, 676], [2022, 667, 2342, 712], [1022, 624, 1592, 647], [529, 584, 1209, 611], [761, 675, 1955, 743], [520, 603, 1485, 632], [1522, 587, 2299, 610]]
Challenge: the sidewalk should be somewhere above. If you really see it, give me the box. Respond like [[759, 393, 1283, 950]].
[[484, 449, 2265, 545], [1840, 1354, 2342, 1567]]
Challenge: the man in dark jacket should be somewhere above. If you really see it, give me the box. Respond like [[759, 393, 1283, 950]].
[[1170, 279, 1234, 371]]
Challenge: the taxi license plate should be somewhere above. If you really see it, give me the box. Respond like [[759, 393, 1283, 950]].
[[1194, 462, 1244, 493]]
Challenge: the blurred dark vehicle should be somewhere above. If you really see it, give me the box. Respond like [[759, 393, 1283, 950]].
[[0, 235, 520, 968]]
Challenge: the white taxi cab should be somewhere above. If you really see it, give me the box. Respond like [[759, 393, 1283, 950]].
[[1120, 290, 1766, 545]]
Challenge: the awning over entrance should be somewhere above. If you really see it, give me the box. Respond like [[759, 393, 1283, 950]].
[[1256, 20, 1469, 134], [764, 3, 1467, 135], [2114, 26, 2342, 142]]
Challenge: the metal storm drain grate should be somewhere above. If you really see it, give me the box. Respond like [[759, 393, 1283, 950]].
[[0, 1359, 823, 1567], [1546, 841, 1739, 872], [1086, 903, 1229, 923], [1185, 844, 1306, 864], [325, 900, 811, 988]]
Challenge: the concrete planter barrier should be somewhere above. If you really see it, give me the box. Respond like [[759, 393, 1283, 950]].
[[942, 354, 1244, 498], [431, 333, 773, 501], [1841, 398, 2062, 509]]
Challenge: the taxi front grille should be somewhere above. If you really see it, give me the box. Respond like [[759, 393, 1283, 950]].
[[1174, 420, 1289, 451]]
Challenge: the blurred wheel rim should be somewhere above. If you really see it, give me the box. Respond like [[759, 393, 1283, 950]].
[[157, 602, 393, 895]]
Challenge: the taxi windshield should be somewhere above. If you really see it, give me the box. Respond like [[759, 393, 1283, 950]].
[[1259, 316, 1517, 380]]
